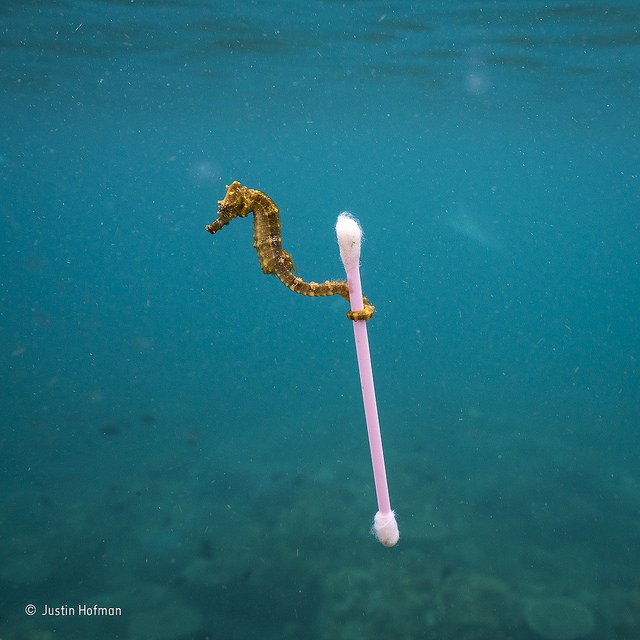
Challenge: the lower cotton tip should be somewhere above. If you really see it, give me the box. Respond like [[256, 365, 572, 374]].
[[373, 511, 400, 547]]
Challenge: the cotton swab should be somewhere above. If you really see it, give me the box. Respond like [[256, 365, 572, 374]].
[[336, 212, 399, 547]]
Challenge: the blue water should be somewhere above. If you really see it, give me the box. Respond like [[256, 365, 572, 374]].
[[1, 1, 639, 638]]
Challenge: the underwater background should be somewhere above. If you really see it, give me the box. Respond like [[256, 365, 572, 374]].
[[1, 1, 639, 639]]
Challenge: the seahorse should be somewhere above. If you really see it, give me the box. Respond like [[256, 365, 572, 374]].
[[205, 181, 374, 321]]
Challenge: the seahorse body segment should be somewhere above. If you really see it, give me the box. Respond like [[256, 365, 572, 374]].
[[205, 181, 374, 321]]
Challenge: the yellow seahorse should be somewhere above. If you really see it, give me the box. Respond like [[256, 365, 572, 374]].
[[205, 181, 374, 321]]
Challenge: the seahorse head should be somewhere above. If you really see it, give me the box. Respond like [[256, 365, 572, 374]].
[[205, 181, 251, 235]]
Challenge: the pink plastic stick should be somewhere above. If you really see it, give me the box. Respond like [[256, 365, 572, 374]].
[[336, 213, 399, 547]]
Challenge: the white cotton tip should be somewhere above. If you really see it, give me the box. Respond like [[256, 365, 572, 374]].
[[336, 212, 362, 271], [373, 510, 399, 547]]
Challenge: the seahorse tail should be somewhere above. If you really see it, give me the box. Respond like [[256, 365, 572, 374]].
[[273, 263, 349, 300]]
